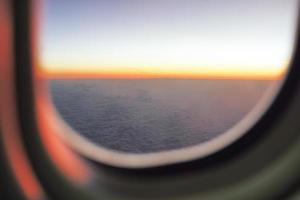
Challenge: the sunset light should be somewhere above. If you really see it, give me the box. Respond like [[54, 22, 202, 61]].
[[41, 38, 289, 79], [40, 0, 297, 79]]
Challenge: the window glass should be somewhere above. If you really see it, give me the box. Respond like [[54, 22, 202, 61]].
[[39, 0, 298, 154]]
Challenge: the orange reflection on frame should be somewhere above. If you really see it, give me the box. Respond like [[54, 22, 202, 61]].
[[31, 0, 93, 185], [0, 1, 45, 199]]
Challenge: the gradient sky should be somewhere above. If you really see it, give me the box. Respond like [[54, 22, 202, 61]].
[[40, 0, 298, 79]]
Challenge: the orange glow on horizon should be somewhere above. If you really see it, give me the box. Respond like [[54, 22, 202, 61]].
[[39, 64, 287, 80]]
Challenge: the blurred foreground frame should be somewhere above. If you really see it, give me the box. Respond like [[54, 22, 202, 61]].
[[1, 0, 300, 200]]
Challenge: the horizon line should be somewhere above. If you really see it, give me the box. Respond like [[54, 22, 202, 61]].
[[38, 67, 286, 81], [40, 73, 283, 81]]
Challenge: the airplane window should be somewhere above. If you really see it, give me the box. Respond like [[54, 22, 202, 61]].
[[37, 0, 298, 166]]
